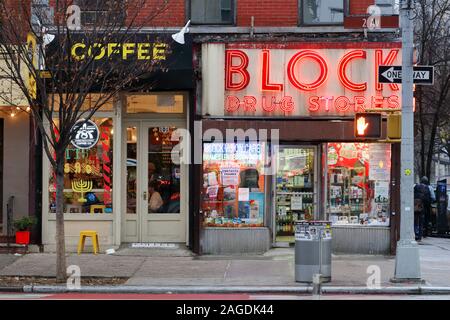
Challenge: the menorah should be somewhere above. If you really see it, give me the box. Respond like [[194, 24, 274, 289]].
[[71, 180, 93, 203]]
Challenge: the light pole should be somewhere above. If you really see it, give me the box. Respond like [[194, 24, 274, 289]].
[[392, 0, 422, 282]]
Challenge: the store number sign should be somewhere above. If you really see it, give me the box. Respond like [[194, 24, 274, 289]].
[[71, 119, 100, 150]]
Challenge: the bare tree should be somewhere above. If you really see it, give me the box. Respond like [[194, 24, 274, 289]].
[[0, 0, 172, 281], [414, 0, 450, 180]]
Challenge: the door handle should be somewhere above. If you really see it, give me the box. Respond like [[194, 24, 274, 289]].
[[143, 191, 147, 201]]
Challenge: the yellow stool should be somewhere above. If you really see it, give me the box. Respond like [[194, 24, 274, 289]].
[[77, 230, 100, 255]]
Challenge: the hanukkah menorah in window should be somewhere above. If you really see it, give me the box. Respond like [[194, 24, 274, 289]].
[[71, 179, 93, 203]]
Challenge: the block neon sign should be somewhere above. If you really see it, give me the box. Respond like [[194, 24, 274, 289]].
[[222, 44, 402, 116]]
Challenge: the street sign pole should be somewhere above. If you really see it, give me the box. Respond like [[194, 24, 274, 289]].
[[393, 0, 422, 282]]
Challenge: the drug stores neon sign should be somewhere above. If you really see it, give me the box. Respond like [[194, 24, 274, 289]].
[[222, 43, 402, 117]]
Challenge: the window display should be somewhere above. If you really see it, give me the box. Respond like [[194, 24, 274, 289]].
[[275, 147, 316, 243], [49, 118, 113, 214], [202, 143, 266, 228], [326, 143, 391, 226]]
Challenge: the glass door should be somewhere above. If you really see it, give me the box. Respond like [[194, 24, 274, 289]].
[[273, 146, 318, 245], [140, 122, 186, 243], [123, 121, 186, 243]]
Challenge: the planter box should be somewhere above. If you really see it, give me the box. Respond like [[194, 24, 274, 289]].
[[15, 231, 30, 245]]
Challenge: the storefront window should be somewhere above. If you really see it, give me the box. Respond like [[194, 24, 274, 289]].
[[326, 143, 391, 226], [49, 117, 113, 214], [302, 0, 344, 25], [202, 143, 266, 227], [126, 94, 184, 114]]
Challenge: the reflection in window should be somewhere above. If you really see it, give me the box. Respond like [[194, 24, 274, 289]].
[[49, 118, 113, 214], [126, 126, 137, 214], [202, 143, 266, 228], [326, 143, 391, 226], [148, 127, 181, 214], [126, 94, 184, 114], [190, 0, 233, 25], [302, 0, 343, 25]]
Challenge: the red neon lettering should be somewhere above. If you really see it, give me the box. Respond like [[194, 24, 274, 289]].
[[354, 96, 366, 112], [309, 96, 320, 112], [372, 96, 385, 109], [261, 50, 283, 91], [320, 96, 334, 112], [262, 96, 276, 112], [338, 50, 367, 92], [375, 49, 400, 91], [225, 96, 240, 112], [387, 95, 400, 109], [287, 50, 328, 91], [334, 96, 351, 112], [243, 96, 257, 112], [225, 50, 250, 91], [280, 96, 294, 112]]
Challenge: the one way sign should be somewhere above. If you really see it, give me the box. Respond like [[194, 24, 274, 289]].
[[378, 65, 434, 85]]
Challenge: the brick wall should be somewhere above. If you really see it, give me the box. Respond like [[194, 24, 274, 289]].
[[130, 0, 185, 27], [46, 0, 385, 28], [48, 0, 185, 27], [348, 0, 375, 15], [237, 0, 298, 27]]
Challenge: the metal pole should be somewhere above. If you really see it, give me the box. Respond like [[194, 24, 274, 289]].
[[393, 0, 422, 281]]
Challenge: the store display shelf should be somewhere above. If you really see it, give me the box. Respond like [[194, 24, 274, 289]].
[[276, 191, 314, 195], [276, 232, 294, 237], [279, 185, 313, 189], [204, 227, 267, 230]]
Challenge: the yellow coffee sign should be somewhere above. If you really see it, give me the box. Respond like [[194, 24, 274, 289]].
[[71, 42, 167, 61]]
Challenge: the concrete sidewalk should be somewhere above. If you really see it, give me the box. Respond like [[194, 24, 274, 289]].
[[0, 237, 449, 288]]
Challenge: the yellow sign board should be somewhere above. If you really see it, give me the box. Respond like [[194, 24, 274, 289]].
[[26, 33, 38, 99]]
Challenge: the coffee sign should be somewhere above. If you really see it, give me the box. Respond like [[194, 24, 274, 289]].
[[71, 119, 99, 150]]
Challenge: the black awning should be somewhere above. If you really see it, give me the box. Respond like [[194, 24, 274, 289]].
[[44, 32, 194, 92]]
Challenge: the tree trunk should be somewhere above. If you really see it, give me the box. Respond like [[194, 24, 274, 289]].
[[55, 153, 67, 282]]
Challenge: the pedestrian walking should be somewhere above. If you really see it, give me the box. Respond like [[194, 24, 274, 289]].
[[425, 181, 436, 237], [414, 176, 432, 241]]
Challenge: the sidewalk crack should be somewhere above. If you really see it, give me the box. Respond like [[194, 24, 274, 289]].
[[129, 258, 147, 279]]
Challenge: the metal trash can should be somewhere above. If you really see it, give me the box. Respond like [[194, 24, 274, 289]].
[[295, 221, 332, 283]]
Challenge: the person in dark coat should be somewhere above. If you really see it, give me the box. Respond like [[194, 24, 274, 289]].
[[414, 176, 432, 241]]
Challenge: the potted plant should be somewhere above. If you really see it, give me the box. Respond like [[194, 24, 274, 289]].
[[13, 216, 37, 245]]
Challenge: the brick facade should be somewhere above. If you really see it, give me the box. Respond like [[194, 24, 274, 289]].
[[45, 0, 382, 28], [237, 0, 298, 27]]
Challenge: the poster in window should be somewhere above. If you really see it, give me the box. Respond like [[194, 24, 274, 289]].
[[369, 144, 391, 181]]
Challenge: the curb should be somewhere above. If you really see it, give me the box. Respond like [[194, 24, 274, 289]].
[[21, 285, 450, 295], [0, 286, 24, 293]]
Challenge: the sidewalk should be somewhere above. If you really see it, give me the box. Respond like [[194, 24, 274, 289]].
[[0, 237, 449, 291]]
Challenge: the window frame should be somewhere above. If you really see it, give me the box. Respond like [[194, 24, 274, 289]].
[[74, 0, 126, 27], [188, 0, 236, 26], [298, 0, 345, 26]]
